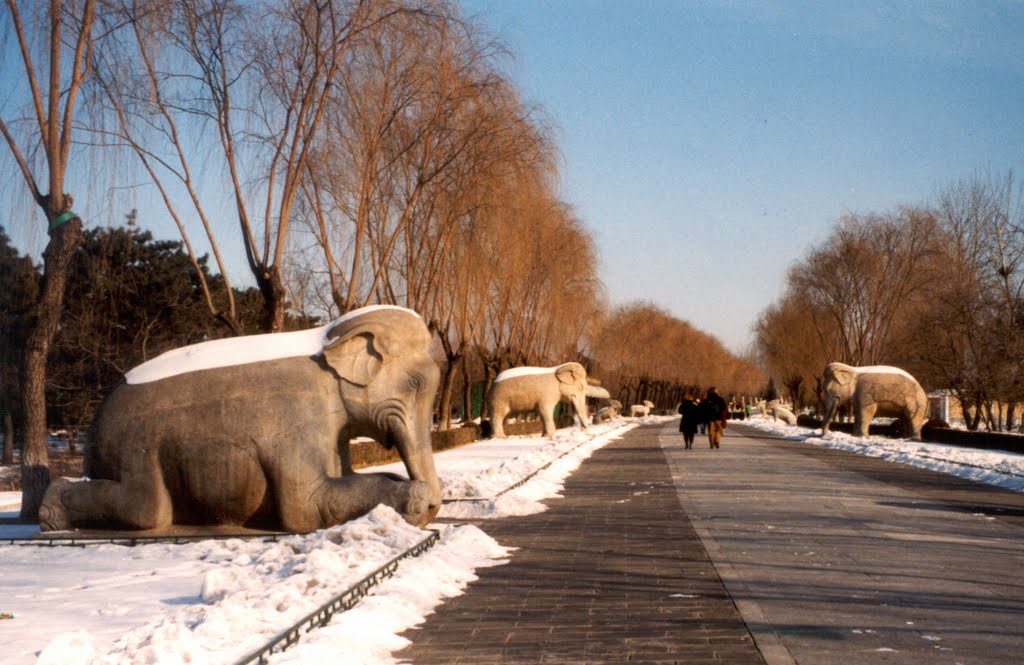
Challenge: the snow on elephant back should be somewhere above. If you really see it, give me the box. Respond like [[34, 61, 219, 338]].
[[487, 362, 590, 438], [821, 362, 928, 440], [39, 305, 443, 534]]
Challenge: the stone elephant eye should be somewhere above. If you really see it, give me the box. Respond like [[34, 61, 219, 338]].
[[407, 373, 425, 392]]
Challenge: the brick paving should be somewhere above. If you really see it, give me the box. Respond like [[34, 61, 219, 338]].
[[397, 424, 765, 664]]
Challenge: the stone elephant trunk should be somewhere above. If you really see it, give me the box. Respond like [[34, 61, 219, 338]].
[[383, 410, 442, 525], [822, 390, 842, 429]]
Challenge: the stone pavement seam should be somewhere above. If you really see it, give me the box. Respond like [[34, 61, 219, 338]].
[[659, 427, 798, 665]]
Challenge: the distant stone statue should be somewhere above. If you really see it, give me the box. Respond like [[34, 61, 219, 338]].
[[628, 400, 655, 417], [821, 362, 928, 440], [592, 400, 623, 424], [766, 399, 798, 424], [40, 306, 443, 533], [487, 363, 589, 438]]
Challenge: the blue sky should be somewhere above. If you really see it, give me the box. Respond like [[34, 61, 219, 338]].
[[460, 1, 1024, 352], [3, 2, 1023, 355]]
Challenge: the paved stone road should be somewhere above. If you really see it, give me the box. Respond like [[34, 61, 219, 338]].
[[399, 420, 1024, 664], [665, 422, 1024, 665], [398, 423, 764, 664]]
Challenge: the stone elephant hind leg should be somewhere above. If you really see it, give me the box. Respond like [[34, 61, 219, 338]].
[[905, 404, 928, 440], [39, 465, 174, 532]]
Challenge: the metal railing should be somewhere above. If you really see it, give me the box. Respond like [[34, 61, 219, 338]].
[[234, 529, 440, 665], [0, 532, 288, 547]]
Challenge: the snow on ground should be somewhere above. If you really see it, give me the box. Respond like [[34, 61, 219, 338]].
[[7, 413, 1018, 663], [378, 421, 639, 519], [0, 418, 639, 664], [742, 415, 1024, 492]]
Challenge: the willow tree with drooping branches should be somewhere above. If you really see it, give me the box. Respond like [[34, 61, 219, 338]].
[[1, 0, 100, 518]]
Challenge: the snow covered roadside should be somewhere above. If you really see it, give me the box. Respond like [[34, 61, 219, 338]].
[[740, 416, 1024, 492], [0, 418, 640, 664], [33, 508, 497, 665], [376, 419, 645, 519]]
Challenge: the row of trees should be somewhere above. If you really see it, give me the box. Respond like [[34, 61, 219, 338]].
[[591, 302, 764, 408], [1, 222, 762, 449], [2, 1, 757, 516], [755, 171, 1024, 430], [0, 220, 266, 461]]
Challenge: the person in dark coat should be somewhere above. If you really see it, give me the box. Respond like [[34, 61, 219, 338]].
[[701, 386, 728, 449], [677, 394, 700, 449]]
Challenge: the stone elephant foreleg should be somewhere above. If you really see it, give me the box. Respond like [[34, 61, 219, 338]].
[[273, 460, 434, 532], [541, 403, 557, 437], [490, 401, 509, 438], [855, 402, 877, 438]]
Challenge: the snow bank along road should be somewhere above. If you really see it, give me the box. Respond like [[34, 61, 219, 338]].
[[0, 420, 639, 664], [666, 420, 1024, 665], [3, 414, 1024, 663]]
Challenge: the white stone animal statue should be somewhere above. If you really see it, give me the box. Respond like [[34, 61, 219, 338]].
[[821, 362, 928, 440], [628, 400, 655, 417], [766, 399, 798, 424], [488, 362, 589, 438]]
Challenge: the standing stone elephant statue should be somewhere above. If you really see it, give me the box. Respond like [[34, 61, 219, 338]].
[[821, 362, 928, 440], [40, 305, 443, 533], [488, 362, 590, 438]]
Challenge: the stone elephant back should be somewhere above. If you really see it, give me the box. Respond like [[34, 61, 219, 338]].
[[40, 305, 443, 534]]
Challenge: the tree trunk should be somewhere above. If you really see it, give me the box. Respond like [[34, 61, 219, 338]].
[[2, 411, 13, 465], [21, 217, 84, 520], [258, 265, 288, 333], [966, 399, 982, 431], [461, 357, 473, 422], [438, 354, 460, 431], [479, 359, 497, 421], [983, 401, 998, 432]]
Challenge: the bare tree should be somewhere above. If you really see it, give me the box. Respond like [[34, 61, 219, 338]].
[[95, 0, 400, 334], [788, 209, 941, 367], [920, 171, 1024, 430], [754, 291, 839, 412], [1, 0, 98, 518], [591, 302, 763, 409]]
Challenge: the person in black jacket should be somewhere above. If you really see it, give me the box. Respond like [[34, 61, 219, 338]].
[[677, 394, 700, 449], [701, 386, 728, 449]]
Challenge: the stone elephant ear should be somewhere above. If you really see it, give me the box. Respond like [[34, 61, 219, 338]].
[[322, 322, 399, 387], [556, 363, 584, 385], [829, 364, 856, 386]]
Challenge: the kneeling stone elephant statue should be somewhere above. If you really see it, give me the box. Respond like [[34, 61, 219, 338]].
[[488, 362, 589, 438], [822, 362, 928, 440], [40, 305, 443, 533]]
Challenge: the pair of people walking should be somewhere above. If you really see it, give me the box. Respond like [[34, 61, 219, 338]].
[[677, 387, 728, 449]]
